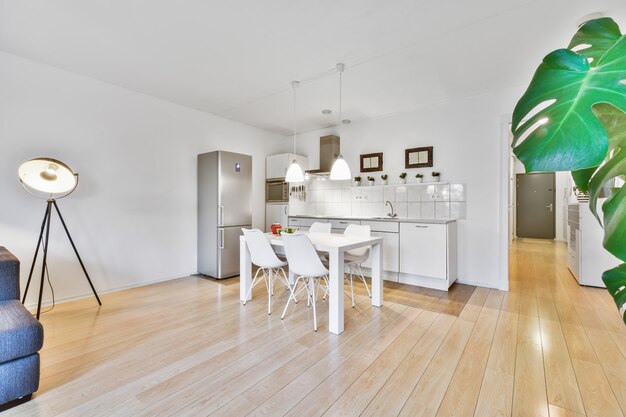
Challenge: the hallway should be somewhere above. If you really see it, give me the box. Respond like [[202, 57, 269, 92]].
[[507, 238, 626, 417]]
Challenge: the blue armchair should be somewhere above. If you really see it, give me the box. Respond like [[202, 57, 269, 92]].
[[0, 247, 44, 407]]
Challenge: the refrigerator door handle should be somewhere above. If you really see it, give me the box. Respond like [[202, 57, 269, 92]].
[[218, 228, 225, 249], [284, 206, 287, 215], [218, 205, 224, 226]]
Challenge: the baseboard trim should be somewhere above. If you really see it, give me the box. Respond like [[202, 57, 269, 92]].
[[455, 278, 500, 289], [24, 272, 194, 310]]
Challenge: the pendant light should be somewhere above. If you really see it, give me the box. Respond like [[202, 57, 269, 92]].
[[285, 80, 305, 183], [330, 63, 351, 181]]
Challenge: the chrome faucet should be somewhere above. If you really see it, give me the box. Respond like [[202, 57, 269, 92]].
[[385, 201, 397, 218]]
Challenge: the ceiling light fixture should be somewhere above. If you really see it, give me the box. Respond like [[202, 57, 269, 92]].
[[330, 63, 351, 181], [285, 81, 304, 183]]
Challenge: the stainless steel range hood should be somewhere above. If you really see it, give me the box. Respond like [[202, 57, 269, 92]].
[[306, 135, 340, 175]]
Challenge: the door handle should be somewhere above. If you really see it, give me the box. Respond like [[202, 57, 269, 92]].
[[284, 206, 287, 215], [218, 229, 225, 249], [218, 206, 224, 225], [414, 225, 429, 228], [547, 203, 553, 212]]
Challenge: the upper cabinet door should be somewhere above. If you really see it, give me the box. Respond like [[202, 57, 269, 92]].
[[291, 153, 308, 172], [266, 153, 308, 179], [266, 154, 290, 179]]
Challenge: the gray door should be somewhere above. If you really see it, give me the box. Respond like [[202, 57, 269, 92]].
[[516, 173, 555, 239], [217, 226, 248, 278], [219, 152, 252, 227]]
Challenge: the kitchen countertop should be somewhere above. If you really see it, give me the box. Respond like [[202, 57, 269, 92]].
[[288, 214, 456, 224]]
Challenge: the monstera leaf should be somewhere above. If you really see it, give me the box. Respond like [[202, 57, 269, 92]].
[[588, 104, 626, 316], [589, 104, 626, 253], [511, 17, 626, 172], [511, 18, 626, 323], [603, 264, 626, 322]]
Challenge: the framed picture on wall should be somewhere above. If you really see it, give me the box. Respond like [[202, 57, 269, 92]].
[[360, 152, 383, 172], [405, 146, 433, 168]]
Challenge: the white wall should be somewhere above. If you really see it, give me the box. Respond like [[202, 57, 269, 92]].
[[0, 51, 285, 306], [289, 88, 526, 289]]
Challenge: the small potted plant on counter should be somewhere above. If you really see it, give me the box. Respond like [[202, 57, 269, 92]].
[[381, 174, 388, 185], [432, 171, 441, 182], [354, 176, 361, 186], [415, 173, 423, 183], [399, 172, 407, 184], [367, 176, 375, 186]]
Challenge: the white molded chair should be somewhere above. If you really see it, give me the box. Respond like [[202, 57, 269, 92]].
[[309, 222, 331, 234], [343, 224, 372, 307], [281, 234, 329, 331], [242, 228, 291, 315], [307, 221, 331, 298]]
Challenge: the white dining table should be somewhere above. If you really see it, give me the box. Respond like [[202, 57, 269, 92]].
[[239, 231, 384, 334]]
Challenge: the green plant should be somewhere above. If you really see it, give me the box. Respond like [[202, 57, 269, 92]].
[[354, 176, 361, 182], [432, 172, 440, 177], [367, 176, 375, 182], [511, 17, 626, 322], [415, 173, 424, 178], [381, 174, 388, 180], [399, 172, 407, 179]]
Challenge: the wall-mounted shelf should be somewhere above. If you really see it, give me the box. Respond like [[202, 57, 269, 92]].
[[352, 181, 449, 189]]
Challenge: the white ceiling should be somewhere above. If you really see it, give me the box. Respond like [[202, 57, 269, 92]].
[[1, 0, 625, 135]]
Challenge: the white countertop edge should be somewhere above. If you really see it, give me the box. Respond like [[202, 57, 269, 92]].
[[288, 215, 456, 224]]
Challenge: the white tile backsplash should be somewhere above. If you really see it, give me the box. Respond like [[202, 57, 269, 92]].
[[449, 183, 466, 201], [396, 186, 407, 202], [384, 186, 395, 203], [435, 202, 450, 219], [395, 202, 408, 218], [372, 187, 384, 203], [450, 201, 467, 219], [290, 180, 466, 220], [361, 188, 372, 202], [342, 188, 351, 203], [332, 188, 342, 203], [421, 202, 435, 218]]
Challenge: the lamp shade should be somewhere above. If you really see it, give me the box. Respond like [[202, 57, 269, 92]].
[[285, 159, 304, 183], [330, 154, 351, 180], [18, 158, 78, 197]]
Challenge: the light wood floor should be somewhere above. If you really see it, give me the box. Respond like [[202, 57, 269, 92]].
[[6, 239, 626, 417]]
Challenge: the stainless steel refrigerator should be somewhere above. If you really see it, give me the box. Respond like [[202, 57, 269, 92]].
[[198, 151, 252, 278]]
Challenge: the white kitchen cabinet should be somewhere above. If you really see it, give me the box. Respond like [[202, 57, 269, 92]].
[[362, 231, 399, 280], [330, 219, 361, 232], [567, 202, 619, 287], [399, 222, 456, 290], [287, 216, 456, 290], [265, 203, 288, 232], [266, 153, 308, 179]]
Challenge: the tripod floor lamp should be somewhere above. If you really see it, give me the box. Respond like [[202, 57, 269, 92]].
[[18, 158, 101, 319]]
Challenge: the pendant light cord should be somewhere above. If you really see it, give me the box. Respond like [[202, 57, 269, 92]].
[[339, 70, 342, 125], [293, 82, 297, 154]]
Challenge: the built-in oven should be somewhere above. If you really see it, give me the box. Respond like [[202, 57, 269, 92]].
[[266, 179, 289, 203]]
